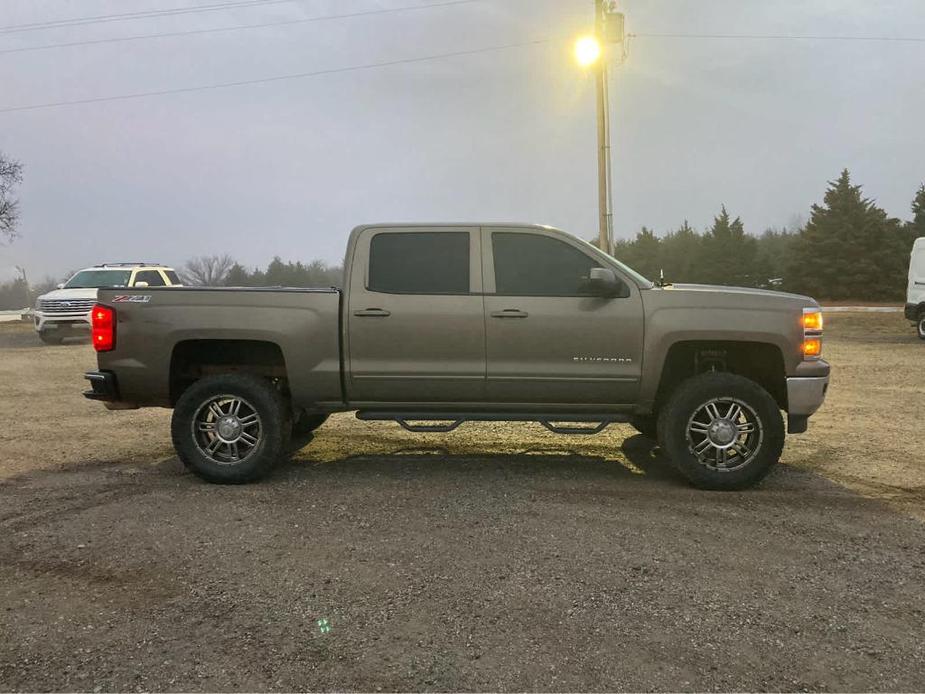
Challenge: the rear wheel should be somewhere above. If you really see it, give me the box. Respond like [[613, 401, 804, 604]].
[[657, 372, 784, 490], [917, 314, 925, 340], [171, 373, 290, 484]]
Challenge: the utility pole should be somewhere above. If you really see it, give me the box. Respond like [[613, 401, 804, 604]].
[[593, 0, 625, 255]]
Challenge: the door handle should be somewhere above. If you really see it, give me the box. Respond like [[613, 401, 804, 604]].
[[490, 309, 529, 318], [354, 308, 391, 317]]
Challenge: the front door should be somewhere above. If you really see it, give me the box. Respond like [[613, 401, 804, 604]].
[[346, 227, 485, 404], [482, 228, 644, 406]]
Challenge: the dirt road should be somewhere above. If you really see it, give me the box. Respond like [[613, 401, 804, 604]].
[[1, 315, 923, 691]]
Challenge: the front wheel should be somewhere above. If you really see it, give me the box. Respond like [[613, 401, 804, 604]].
[[171, 373, 290, 484], [38, 330, 63, 345], [917, 315, 925, 340], [657, 372, 785, 490]]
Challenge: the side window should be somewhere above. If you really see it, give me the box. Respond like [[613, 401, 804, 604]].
[[492, 233, 600, 296], [134, 270, 166, 287], [368, 232, 470, 294], [163, 270, 182, 285]]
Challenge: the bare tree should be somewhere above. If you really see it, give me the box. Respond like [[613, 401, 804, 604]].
[[181, 254, 236, 286], [0, 152, 23, 244]]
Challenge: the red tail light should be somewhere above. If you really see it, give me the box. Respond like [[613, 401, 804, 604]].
[[91, 304, 115, 352]]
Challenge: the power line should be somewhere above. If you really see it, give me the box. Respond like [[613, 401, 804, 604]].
[[630, 32, 925, 43], [0, 37, 552, 114], [0, 0, 480, 55], [0, 0, 304, 35]]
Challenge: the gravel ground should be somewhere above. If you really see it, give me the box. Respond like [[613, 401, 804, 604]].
[[0, 315, 923, 692]]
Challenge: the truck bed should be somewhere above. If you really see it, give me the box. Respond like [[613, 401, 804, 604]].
[[95, 286, 344, 409]]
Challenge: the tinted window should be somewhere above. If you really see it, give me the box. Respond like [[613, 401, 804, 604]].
[[369, 232, 469, 294], [134, 270, 166, 287], [493, 233, 600, 296], [164, 270, 182, 285], [64, 270, 132, 288]]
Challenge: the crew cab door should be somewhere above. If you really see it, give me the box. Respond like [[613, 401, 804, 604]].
[[346, 227, 485, 404], [482, 227, 644, 405]]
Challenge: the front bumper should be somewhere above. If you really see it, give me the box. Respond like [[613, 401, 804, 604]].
[[34, 311, 92, 332], [787, 376, 829, 416], [905, 303, 921, 321]]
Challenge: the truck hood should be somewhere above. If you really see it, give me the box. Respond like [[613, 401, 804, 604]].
[[661, 283, 818, 307], [37, 287, 99, 303]]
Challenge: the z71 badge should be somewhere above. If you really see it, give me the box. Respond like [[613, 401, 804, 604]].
[[112, 295, 151, 303]]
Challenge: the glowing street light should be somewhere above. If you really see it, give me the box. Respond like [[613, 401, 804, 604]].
[[574, 35, 602, 68], [576, 1, 626, 255]]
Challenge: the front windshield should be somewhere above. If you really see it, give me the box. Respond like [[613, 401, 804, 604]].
[[574, 237, 655, 288], [64, 270, 132, 288]]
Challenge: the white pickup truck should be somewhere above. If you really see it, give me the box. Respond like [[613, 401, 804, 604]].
[[34, 263, 181, 344]]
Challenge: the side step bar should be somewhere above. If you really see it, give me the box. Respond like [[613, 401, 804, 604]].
[[355, 411, 631, 436]]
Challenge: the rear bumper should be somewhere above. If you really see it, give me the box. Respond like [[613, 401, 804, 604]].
[[905, 303, 921, 321], [84, 371, 117, 401]]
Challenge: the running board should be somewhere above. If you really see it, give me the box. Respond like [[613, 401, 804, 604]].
[[355, 411, 630, 435]]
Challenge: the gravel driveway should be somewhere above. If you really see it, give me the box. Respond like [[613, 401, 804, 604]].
[[0, 315, 923, 692]]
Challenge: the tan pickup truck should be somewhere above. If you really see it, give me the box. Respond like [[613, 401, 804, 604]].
[[84, 223, 829, 490]]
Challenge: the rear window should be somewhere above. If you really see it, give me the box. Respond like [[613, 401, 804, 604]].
[[164, 270, 182, 285], [368, 232, 470, 294], [65, 270, 132, 288]]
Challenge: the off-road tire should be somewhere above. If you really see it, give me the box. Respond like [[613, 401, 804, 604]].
[[38, 330, 63, 345], [657, 372, 785, 490], [171, 373, 290, 484], [292, 413, 329, 435], [629, 415, 658, 440]]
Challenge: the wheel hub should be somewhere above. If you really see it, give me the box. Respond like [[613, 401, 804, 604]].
[[707, 419, 737, 447], [217, 415, 243, 441]]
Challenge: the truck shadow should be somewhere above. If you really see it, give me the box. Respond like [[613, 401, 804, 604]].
[[282, 431, 687, 487]]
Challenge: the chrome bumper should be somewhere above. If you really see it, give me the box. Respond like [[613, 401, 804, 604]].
[[787, 376, 829, 416]]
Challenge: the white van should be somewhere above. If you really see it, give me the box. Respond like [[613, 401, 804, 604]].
[[906, 237, 925, 340]]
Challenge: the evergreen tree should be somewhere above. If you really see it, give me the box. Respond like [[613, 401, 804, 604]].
[[905, 183, 925, 245], [787, 169, 907, 300], [660, 220, 702, 284], [224, 263, 252, 287], [700, 206, 757, 286]]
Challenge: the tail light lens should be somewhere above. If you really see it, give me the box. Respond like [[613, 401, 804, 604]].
[[91, 304, 115, 352]]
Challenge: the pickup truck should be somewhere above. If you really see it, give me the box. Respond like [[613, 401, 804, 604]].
[[84, 223, 830, 490]]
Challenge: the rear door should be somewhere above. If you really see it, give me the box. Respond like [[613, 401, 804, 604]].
[[482, 227, 644, 406], [346, 227, 485, 404]]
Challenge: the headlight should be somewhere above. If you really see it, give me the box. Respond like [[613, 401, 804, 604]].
[[801, 307, 823, 360]]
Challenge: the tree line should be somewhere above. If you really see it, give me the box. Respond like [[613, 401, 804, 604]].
[[1, 165, 923, 310], [614, 170, 924, 301]]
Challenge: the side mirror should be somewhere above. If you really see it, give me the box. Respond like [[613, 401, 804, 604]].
[[586, 267, 629, 298], [56, 283, 65, 290], [133, 281, 149, 288]]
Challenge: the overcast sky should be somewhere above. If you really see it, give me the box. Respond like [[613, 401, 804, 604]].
[[1, 0, 923, 281]]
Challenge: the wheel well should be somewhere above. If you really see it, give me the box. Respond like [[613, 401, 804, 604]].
[[170, 340, 287, 405], [654, 341, 787, 411]]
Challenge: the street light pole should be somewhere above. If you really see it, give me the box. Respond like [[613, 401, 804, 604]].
[[594, 1, 612, 255], [594, 0, 624, 255], [575, 2, 624, 256]]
